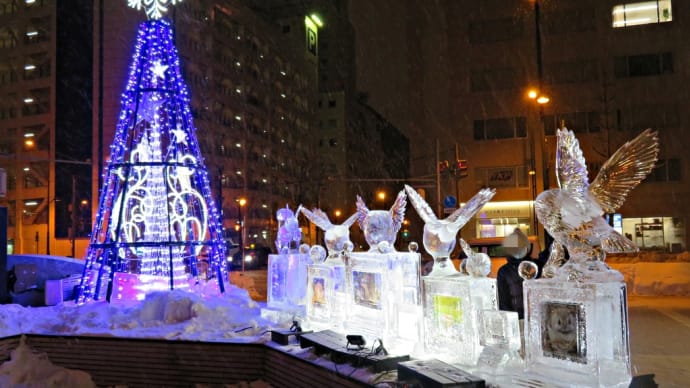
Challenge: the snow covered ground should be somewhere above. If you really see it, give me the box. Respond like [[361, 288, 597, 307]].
[[0, 285, 285, 387], [1, 277, 689, 387]]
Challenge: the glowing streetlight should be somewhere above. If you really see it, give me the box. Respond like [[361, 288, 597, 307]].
[[527, 88, 549, 104]]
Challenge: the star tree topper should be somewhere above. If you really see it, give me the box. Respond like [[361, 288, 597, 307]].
[[127, 0, 183, 20]]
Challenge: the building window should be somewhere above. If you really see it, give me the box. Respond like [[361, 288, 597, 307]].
[[614, 52, 673, 78], [612, 1, 672, 28], [543, 111, 601, 135], [473, 117, 527, 140], [621, 216, 685, 251], [328, 99, 336, 108], [544, 60, 598, 84]]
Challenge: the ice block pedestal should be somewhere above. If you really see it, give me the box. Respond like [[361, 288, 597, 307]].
[[260, 252, 311, 322], [422, 274, 496, 366], [344, 248, 422, 355], [523, 279, 631, 387], [304, 250, 349, 332]]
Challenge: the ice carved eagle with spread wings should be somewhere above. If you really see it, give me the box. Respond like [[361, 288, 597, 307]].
[[404, 185, 495, 276], [300, 207, 358, 257], [355, 190, 407, 251], [535, 128, 659, 281]]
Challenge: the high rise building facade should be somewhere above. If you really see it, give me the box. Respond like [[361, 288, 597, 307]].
[[444, 0, 688, 251], [1, 0, 408, 255], [0, 0, 93, 256]]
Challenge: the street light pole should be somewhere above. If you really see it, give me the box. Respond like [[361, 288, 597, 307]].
[[238, 197, 247, 272]]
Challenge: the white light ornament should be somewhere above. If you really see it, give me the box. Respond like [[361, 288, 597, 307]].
[[127, 0, 183, 20]]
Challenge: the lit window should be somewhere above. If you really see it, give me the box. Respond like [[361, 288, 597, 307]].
[[612, 1, 672, 28]]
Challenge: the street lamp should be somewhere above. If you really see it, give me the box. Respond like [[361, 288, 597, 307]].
[[238, 197, 247, 272], [377, 190, 386, 208], [334, 209, 342, 223]]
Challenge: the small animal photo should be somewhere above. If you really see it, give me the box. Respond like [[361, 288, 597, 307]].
[[353, 271, 382, 309], [541, 301, 586, 364], [311, 277, 326, 306]]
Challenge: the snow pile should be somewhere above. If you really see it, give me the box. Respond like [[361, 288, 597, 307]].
[[0, 284, 279, 341], [0, 336, 96, 388], [609, 262, 690, 296]]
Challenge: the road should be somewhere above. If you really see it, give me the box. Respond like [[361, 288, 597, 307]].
[[628, 296, 690, 387]]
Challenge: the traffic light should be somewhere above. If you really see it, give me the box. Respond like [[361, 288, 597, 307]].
[[454, 159, 468, 178], [438, 160, 450, 173], [402, 229, 410, 239]]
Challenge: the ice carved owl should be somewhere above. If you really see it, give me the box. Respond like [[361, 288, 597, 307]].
[[355, 190, 407, 251]]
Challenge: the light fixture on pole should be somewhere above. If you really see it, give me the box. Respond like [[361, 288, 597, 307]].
[[238, 197, 247, 272]]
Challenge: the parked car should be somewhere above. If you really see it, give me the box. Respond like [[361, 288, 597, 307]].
[[228, 245, 271, 270]]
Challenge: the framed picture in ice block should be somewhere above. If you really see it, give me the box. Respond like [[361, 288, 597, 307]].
[[433, 294, 463, 334], [541, 301, 586, 364], [523, 280, 631, 387], [311, 276, 327, 306], [352, 270, 382, 310]]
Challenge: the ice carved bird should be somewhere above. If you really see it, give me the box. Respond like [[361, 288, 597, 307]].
[[535, 128, 659, 281], [355, 190, 407, 251], [404, 184, 495, 276], [300, 207, 358, 257]]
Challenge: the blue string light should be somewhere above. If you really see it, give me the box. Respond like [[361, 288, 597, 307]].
[[77, 19, 227, 303]]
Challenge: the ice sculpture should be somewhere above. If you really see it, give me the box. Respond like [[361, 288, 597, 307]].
[[300, 207, 358, 331], [355, 190, 407, 251], [275, 205, 303, 254], [474, 309, 523, 379], [262, 206, 311, 322], [404, 185, 495, 276], [524, 128, 659, 387], [345, 241, 423, 356], [300, 207, 358, 258], [535, 128, 658, 281], [459, 238, 491, 277], [541, 241, 568, 279], [405, 185, 497, 365]]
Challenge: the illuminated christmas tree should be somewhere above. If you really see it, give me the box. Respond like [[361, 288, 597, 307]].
[[78, 10, 227, 302]]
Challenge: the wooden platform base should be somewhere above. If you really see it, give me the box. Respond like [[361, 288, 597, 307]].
[[299, 330, 409, 372]]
